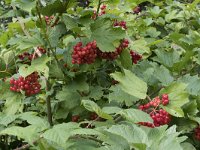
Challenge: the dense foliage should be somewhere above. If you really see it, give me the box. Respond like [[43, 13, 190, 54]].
[[0, 0, 200, 149]]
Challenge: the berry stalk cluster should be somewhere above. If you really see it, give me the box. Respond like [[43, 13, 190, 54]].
[[72, 41, 98, 64], [71, 39, 129, 64], [45, 16, 54, 25], [114, 21, 127, 30], [130, 50, 142, 64], [18, 47, 46, 61], [138, 94, 171, 128], [10, 72, 41, 96]]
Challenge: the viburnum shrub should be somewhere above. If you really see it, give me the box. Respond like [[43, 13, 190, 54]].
[[0, 0, 200, 149]]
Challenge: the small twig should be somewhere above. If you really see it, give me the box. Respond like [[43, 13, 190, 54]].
[[36, 2, 67, 77], [96, 0, 102, 17], [146, 95, 152, 102], [45, 78, 53, 126], [149, 87, 163, 97], [114, 115, 123, 123], [86, 117, 100, 128]]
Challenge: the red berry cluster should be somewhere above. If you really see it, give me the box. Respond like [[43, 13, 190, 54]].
[[130, 50, 142, 64], [162, 94, 169, 105], [97, 39, 129, 60], [90, 112, 99, 120], [72, 41, 97, 64], [91, 5, 106, 19], [45, 16, 54, 25], [114, 21, 127, 30], [10, 72, 41, 96], [133, 6, 141, 14], [99, 5, 106, 16], [194, 126, 200, 141], [18, 47, 46, 61], [138, 94, 171, 128]]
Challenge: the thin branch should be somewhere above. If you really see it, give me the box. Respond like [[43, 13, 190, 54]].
[[36, 2, 67, 77], [96, 0, 102, 18], [149, 87, 163, 97], [46, 79, 53, 126], [146, 95, 152, 102], [86, 117, 100, 128], [36, 2, 53, 126]]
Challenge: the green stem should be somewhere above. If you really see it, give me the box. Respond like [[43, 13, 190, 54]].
[[46, 79, 53, 127], [36, 1, 54, 127], [96, 0, 102, 17]]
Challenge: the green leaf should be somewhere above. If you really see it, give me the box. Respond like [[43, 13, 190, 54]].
[[99, 131, 130, 150], [186, 76, 200, 96], [0, 114, 17, 126], [160, 82, 189, 117], [17, 34, 45, 50], [0, 126, 40, 144], [49, 61, 64, 79], [49, 24, 67, 47], [1, 49, 15, 66], [109, 85, 139, 106], [81, 100, 113, 120], [154, 65, 174, 86], [182, 101, 198, 116], [19, 112, 49, 130], [119, 49, 132, 69], [153, 50, 180, 68], [110, 69, 147, 99], [62, 14, 81, 33], [40, 0, 67, 16], [90, 19, 125, 52], [19, 55, 51, 78], [106, 124, 148, 146], [130, 38, 150, 54], [3, 93, 23, 115], [181, 142, 196, 150], [119, 109, 153, 123], [55, 85, 81, 119], [13, 0, 36, 13], [42, 123, 79, 146]]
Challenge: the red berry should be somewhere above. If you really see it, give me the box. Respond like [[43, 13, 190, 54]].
[[71, 41, 97, 64], [72, 115, 80, 122]]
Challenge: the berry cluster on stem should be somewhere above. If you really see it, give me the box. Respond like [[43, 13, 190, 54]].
[[138, 94, 170, 128], [72, 41, 98, 64], [99, 5, 106, 16], [10, 72, 41, 96], [18, 47, 46, 61], [133, 6, 141, 14], [114, 21, 127, 30], [45, 16, 54, 25], [130, 50, 142, 64]]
